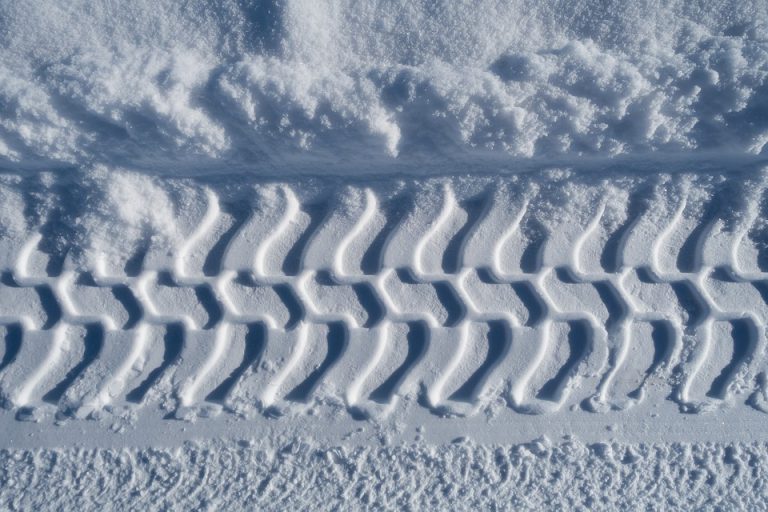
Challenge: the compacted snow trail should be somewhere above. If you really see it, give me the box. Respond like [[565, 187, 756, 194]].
[[4, 168, 768, 507], [3, 169, 768, 428]]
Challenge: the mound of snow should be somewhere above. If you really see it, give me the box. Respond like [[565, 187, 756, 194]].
[[0, 1, 767, 171]]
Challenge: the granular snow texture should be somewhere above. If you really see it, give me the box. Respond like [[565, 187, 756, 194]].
[[2, 439, 767, 510], [0, 1, 766, 171]]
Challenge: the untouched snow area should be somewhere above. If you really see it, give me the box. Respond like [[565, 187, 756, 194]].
[[2, 1, 768, 509], [1, 1, 767, 171]]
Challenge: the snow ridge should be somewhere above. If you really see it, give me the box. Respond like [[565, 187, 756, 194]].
[[0, 1, 767, 170]]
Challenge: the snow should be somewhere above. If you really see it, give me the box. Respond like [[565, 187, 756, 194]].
[[3, 439, 768, 509], [2, 2, 768, 508], [0, 1, 767, 171]]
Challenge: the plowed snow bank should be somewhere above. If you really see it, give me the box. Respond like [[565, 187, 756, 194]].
[[1, 1, 767, 170]]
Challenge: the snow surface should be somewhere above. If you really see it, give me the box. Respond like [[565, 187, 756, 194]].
[[0, 1, 767, 171], [4, 440, 768, 509], [2, 1, 768, 509]]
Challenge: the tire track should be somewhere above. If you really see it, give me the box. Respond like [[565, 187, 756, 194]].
[[0, 175, 767, 422]]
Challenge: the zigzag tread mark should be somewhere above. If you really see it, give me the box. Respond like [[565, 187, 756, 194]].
[[0, 178, 766, 422]]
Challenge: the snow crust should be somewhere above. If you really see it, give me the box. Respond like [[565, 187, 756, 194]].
[[1, 1, 767, 170]]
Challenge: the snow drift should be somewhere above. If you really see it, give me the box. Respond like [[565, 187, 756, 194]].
[[1, 0, 767, 171]]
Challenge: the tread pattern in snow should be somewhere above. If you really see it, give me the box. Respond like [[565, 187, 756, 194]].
[[2, 174, 768, 421]]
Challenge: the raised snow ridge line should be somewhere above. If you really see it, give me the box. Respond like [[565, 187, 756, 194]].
[[2, 171, 768, 423]]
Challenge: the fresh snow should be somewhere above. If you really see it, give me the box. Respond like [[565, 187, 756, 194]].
[[0, 1, 767, 170], [1, 1, 768, 510]]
